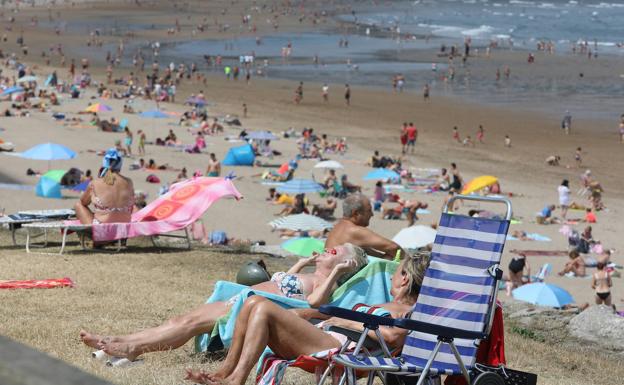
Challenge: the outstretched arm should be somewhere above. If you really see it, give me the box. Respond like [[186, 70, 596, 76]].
[[351, 227, 406, 260]]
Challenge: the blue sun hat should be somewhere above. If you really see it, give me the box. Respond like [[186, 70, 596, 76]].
[[100, 148, 123, 177]]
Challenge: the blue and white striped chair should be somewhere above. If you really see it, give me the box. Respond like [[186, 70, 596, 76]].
[[321, 196, 512, 385]]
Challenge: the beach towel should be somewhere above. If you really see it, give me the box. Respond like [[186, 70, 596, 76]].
[[194, 257, 397, 352], [0, 277, 74, 289], [506, 233, 551, 242], [65, 178, 241, 242], [510, 249, 568, 257]]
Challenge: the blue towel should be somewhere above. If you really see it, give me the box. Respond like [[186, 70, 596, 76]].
[[194, 257, 397, 352]]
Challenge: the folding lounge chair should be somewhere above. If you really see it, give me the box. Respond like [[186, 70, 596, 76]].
[[320, 195, 514, 385], [0, 209, 75, 246], [22, 177, 242, 254]]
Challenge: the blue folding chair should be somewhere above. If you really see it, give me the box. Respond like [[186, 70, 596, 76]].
[[320, 195, 513, 385]]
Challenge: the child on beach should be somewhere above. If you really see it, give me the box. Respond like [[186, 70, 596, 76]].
[[575, 147, 582, 167], [452, 126, 460, 143], [124, 127, 133, 156], [476, 125, 484, 143], [504, 134, 511, 148]]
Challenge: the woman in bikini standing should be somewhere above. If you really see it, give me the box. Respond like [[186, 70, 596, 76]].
[[592, 262, 612, 306], [75, 148, 134, 225]]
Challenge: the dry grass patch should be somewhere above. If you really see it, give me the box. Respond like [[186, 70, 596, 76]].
[[1, 230, 622, 385]]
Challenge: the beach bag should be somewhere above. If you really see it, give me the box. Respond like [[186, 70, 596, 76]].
[[209, 231, 228, 245], [146, 174, 161, 184]]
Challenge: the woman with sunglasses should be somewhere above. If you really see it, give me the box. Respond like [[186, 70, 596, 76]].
[[185, 252, 430, 385], [80, 243, 367, 361]]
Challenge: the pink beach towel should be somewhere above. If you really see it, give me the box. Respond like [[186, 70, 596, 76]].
[[66, 177, 242, 242]]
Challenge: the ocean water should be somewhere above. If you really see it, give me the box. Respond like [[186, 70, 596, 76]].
[[347, 0, 624, 53], [64, 0, 624, 120]]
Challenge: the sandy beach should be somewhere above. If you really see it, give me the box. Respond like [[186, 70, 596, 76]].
[[0, 1, 623, 384]]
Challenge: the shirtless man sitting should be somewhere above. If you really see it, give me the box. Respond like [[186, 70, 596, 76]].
[[326, 194, 406, 260]]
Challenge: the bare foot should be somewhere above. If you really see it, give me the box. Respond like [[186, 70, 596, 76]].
[[101, 340, 138, 361], [79, 330, 110, 350], [184, 369, 226, 384]]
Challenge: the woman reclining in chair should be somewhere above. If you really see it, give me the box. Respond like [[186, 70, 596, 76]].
[[80, 243, 368, 361], [185, 253, 430, 385]]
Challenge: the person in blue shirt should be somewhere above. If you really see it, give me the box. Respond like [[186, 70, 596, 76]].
[[537, 204, 557, 224]]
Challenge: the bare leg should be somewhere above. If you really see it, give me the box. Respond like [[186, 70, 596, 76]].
[[92, 301, 229, 360], [74, 202, 94, 225], [224, 299, 341, 385]]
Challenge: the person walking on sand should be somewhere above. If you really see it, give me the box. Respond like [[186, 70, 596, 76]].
[[619, 114, 624, 143], [558, 179, 570, 219], [124, 127, 133, 156], [344, 83, 351, 106], [423, 83, 430, 101], [452, 126, 460, 143], [406, 122, 417, 154], [504, 134, 512, 148], [206, 153, 221, 177], [574, 147, 582, 168], [400, 122, 408, 154], [562, 110, 572, 135], [477, 125, 485, 143], [294, 81, 303, 104], [322, 83, 329, 102], [137, 130, 146, 156]]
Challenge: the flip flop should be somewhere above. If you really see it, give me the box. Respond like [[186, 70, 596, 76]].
[[106, 356, 144, 367], [91, 350, 108, 361]]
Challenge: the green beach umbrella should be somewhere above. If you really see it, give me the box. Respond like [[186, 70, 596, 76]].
[[42, 169, 66, 183], [281, 237, 325, 257]]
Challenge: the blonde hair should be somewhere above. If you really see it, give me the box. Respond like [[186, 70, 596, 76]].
[[337, 243, 368, 285], [401, 251, 431, 298], [102, 169, 117, 185]]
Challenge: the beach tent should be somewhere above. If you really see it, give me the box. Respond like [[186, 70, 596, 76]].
[[222, 144, 255, 166], [42, 169, 66, 183], [35, 177, 62, 199]]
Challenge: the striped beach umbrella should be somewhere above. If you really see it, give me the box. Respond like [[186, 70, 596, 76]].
[[276, 179, 324, 194], [269, 214, 333, 231]]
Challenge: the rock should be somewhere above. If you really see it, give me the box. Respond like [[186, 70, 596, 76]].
[[568, 305, 624, 351]]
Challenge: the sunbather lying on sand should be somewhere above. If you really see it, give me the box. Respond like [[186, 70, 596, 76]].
[[80, 243, 367, 361], [185, 253, 430, 385]]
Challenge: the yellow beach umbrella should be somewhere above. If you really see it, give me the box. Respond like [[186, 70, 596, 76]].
[[462, 175, 498, 195]]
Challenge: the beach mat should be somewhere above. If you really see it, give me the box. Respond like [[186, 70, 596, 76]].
[[510, 249, 568, 257], [0, 277, 74, 289]]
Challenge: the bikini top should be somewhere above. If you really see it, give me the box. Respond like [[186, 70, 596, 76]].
[[271, 272, 307, 300], [92, 186, 134, 214]]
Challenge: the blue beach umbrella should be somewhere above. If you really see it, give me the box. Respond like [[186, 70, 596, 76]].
[[363, 168, 400, 181], [512, 283, 574, 308], [17, 143, 76, 160], [0, 86, 24, 96], [35, 177, 62, 199], [139, 109, 171, 119], [277, 179, 324, 194]]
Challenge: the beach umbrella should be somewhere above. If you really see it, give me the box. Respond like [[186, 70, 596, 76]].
[[0, 86, 24, 96], [139, 109, 171, 119], [269, 214, 333, 231], [314, 160, 344, 170], [281, 237, 325, 257], [363, 168, 400, 181], [392, 225, 437, 249], [277, 179, 324, 194], [246, 131, 279, 141], [512, 283, 574, 308], [84, 103, 112, 113], [16, 143, 76, 161], [42, 169, 67, 183], [462, 175, 498, 195], [35, 177, 62, 199], [17, 75, 38, 83], [71, 180, 90, 192]]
